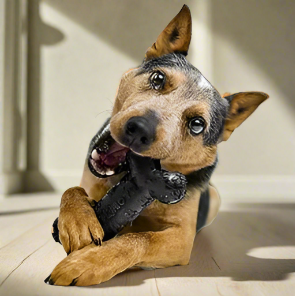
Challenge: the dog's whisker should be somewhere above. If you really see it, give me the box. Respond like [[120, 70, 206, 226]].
[[95, 110, 112, 118]]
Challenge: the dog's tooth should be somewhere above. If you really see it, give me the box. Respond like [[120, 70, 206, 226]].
[[106, 170, 115, 176], [91, 149, 100, 160]]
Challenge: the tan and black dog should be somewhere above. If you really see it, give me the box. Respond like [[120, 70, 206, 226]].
[[47, 5, 268, 286]]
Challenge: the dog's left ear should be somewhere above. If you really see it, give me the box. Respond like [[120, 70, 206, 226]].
[[145, 5, 192, 61], [222, 92, 269, 141]]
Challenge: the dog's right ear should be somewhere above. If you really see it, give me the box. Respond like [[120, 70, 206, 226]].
[[145, 5, 192, 61]]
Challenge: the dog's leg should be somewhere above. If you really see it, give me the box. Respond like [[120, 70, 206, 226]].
[[57, 186, 105, 254], [206, 184, 221, 227], [196, 184, 221, 232], [48, 191, 201, 286], [80, 162, 122, 203], [57, 160, 123, 254], [48, 224, 195, 286]]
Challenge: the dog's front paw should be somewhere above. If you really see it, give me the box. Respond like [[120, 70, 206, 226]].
[[58, 187, 104, 254], [45, 245, 115, 286]]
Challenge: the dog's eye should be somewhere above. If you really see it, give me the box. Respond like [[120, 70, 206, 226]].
[[150, 71, 166, 90], [188, 117, 205, 135]]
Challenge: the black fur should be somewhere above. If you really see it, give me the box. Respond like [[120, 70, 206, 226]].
[[185, 159, 218, 232], [185, 157, 218, 191], [204, 98, 228, 145], [185, 158, 218, 232], [169, 27, 180, 43], [224, 93, 239, 104], [141, 53, 191, 73], [196, 187, 210, 232]]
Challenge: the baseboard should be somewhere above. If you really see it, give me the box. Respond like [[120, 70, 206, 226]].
[[211, 175, 295, 203], [24, 169, 81, 193], [45, 172, 295, 202], [0, 171, 24, 196], [3, 170, 295, 203], [1, 170, 82, 197]]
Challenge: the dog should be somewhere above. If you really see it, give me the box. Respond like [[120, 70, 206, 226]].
[[46, 5, 268, 286]]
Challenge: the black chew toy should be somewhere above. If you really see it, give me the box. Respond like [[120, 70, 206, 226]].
[[52, 151, 187, 243]]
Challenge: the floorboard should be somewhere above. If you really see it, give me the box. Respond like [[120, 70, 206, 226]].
[[0, 196, 294, 296], [0, 210, 59, 248]]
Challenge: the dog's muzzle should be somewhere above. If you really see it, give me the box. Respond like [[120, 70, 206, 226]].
[[121, 115, 157, 153]]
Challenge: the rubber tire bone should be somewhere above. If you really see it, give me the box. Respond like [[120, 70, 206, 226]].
[[52, 151, 187, 243]]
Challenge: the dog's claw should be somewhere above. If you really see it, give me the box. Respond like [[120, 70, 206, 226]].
[[44, 274, 54, 285], [94, 238, 101, 246], [70, 278, 78, 286]]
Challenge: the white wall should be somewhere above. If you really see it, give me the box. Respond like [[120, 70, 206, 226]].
[[0, 0, 5, 195], [0, 0, 28, 196], [26, 0, 137, 192], [21, 0, 295, 200], [204, 1, 295, 201]]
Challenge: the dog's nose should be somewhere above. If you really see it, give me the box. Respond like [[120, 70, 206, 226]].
[[122, 116, 156, 152]]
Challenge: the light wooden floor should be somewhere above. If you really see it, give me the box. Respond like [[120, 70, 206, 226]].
[[0, 194, 295, 296]]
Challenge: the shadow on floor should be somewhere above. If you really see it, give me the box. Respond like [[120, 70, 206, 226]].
[[87, 206, 295, 287]]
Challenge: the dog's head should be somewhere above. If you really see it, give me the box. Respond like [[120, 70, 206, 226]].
[[89, 5, 268, 177], [109, 5, 268, 174]]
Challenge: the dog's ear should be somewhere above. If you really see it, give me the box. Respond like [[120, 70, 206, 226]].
[[145, 5, 192, 61], [222, 92, 269, 141]]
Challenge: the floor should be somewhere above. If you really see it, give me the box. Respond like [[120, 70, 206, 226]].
[[0, 194, 294, 296]]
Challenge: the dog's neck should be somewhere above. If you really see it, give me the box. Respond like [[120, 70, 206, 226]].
[[184, 157, 218, 192]]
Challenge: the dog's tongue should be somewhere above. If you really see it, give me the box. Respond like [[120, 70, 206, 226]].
[[90, 140, 130, 176], [104, 149, 129, 166], [100, 142, 129, 167]]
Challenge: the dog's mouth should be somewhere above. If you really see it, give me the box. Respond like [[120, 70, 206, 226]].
[[87, 118, 131, 178], [89, 141, 130, 177]]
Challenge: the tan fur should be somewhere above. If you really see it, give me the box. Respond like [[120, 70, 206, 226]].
[[49, 6, 269, 286], [57, 187, 104, 254], [51, 187, 200, 286], [80, 162, 123, 203], [222, 92, 231, 98], [222, 92, 269, 141], [145, 5, 192, 61], [206, 184, 221, 227], [110, 68, 217, 172]]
